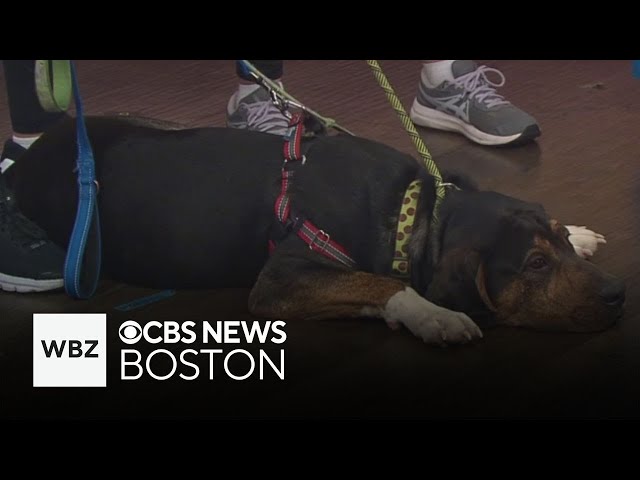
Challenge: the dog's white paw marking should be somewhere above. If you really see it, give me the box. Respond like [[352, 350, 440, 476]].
[[382, 287, 482, 346], [566, 225, 607, 259]]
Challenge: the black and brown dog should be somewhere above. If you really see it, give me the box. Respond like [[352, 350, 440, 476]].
[[10, 116, 626, 346]]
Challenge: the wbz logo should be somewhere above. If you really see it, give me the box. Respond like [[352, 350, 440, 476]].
[[41, 339, 99, 358], [33, 314, 107, 387]]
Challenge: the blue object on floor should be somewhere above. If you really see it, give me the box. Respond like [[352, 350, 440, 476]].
[[633, 61, 640, 78], [115, 290, 177, 312]]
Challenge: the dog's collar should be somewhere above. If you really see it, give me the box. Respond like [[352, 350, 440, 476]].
[[391, 180, 422, 278]]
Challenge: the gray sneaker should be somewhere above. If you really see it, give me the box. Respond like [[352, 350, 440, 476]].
[[410, 61, 541, 146], [226, 85, 290, 136]]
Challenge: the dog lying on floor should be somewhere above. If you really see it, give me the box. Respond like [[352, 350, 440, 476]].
[[9, 115, 626, 346]]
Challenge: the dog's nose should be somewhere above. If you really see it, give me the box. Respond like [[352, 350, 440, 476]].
[[599, 279, 626, 306]]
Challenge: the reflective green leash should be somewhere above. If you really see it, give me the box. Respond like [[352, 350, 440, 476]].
[[367, 60, 458, 264], [366, 61, 446, 201]]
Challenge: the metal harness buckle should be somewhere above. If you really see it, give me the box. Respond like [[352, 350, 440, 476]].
[[309, 229, 331, 252], [437, 181, 461, 191]]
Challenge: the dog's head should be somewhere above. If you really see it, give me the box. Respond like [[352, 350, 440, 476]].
[[420, 190, 625, 332]]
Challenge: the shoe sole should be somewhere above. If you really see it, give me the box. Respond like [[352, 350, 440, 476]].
[[0, 272, 64, 293], [409, 99, 541, 146]]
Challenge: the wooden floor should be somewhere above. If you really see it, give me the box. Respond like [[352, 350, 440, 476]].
[[1, 60, 639, 419]]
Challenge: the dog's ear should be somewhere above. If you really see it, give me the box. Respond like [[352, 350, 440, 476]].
[[475, 260, 497, 312], [425, 248, 496, 319]]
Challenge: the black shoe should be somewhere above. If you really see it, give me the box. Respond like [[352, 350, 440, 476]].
[[0, 141, 65, 293]]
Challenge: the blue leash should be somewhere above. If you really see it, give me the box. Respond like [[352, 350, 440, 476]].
[[62, 61, 102, 299]]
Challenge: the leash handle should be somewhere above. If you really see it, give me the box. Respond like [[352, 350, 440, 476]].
[[35, 60, 72, 112], [62, 61, 102, 299]]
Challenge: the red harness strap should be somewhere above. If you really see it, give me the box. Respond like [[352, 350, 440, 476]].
[[271, 112, 357, 269]]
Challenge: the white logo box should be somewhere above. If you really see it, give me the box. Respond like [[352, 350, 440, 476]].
[[33, 313, 107, 387]]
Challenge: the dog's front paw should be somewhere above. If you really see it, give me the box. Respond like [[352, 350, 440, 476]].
[[412, 306, 483, 346], [383, 287, 483, 346], [566, 225, 607, 259]]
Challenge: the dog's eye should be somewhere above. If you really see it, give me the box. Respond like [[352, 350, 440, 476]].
[[527, 255, 549, 270]]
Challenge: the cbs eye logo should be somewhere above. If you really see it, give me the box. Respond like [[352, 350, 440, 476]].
[[119, 320, 142, 345]]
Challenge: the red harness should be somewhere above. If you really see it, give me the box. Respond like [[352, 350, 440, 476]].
[[269, 112, 357, 269]]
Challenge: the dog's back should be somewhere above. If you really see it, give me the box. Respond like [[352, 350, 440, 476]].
[[11, 116, 426, 289]]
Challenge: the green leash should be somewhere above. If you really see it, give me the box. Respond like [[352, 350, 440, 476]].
[[367, 60, 457, 263], [366, 60, 447, 202]]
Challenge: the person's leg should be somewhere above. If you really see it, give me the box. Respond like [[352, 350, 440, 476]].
[[409, 60, 541, 146], [0, 60, 66, 293], [1, 60, 67, 174], [4, 60, 66, 134], [227, 60, 289, 135]]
